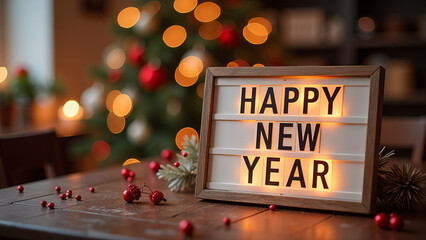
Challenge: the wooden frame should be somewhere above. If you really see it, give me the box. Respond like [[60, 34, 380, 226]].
[[195, 66, 385, 214]]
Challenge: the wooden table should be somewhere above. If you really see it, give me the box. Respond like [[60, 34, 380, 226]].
[[0, 159, 424, 240]]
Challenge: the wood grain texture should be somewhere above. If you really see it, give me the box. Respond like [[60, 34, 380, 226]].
[[196, 66, 385, 214]]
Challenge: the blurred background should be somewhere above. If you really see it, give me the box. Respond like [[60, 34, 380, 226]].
[[0, 0, 425, 179]]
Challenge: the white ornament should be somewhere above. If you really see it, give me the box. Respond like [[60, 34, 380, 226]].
[[127, 118, 151, 144], [80, 82, 104, 118]]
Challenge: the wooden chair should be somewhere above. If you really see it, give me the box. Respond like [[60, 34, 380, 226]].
[[380, 117, 426, 168], [0, 129, 66, 188]]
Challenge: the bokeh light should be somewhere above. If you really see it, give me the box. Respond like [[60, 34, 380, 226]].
[[106, 90, 121, 112], [162, 25, 187, 48], [178, 55, 203, 78], [107, 112, 126, 134], [249, 17, 272, 34], [194, 2, 220, 22], [91, 141, 111, 161], [117, 7, 140, 28], [106, 48, 126, 69], [142, 0, 161, 15], [63, 100, 80, 118], [199, 21, 223, 40], [174, 0, 197, 13], [247, 22, 268, 37], [196, 83, 204, 98], [175, 67, 198, 87], [243, 24, 268, 45], [123, 158, 141, 166], [0, 66, 7, 83], [112, 93, 133, 117], [253, 63, 265, 67], [175, 127, 199, 150], [358, 17, 375, 33], [227, 59, 249, 67]]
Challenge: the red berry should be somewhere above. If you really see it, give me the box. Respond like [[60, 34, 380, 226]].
[[41, 200, 47, 207], [123, 190, 134, 203], [149, 161, 160, 173], [374, 213, 389, 229], [128, 184, 142, 201], [66, 190, 72, 194], [76, 195, 82, 201], [269, 205, 276, 211], [121, 168, 131, 179], [179, 220, 194, 236], [67, 192, 72, 198], [182, 152, 188, 157], [161, 149, 173, 161], [390, 212, 397, 218], [60, 193, 67, 200], [389, 214, 404, 231], [47, 202, 55, 209], [149, 190, 165, 204], [127, 176, 134, 182], [223, 217, 231, 225], [128, 171, 135, 178], [89, 187, 95, 193], [17, 185, 24, 192], [174, 162, 180, 167], [55, 186, 61, 193]]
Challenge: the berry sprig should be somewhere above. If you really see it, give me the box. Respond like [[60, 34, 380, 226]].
[[374, 212, 404, 231], [122, 183, 166, 204]]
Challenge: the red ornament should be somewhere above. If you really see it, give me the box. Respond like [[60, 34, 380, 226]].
[[374, 213, 389, 229], [161, 149, 173, 161], [149, 190, 166, 204], [149, 161, 161, 173], [127, 44, 145, 65], [138, 64, 168, 91], [67, 192, 72, 198], [179, 220, 194, 236], [223, 217, 231, 225], [123, 190, 134, 203], [41, 200, 47, 207], [121, 168, 131, 179], [47, 202, 55, 209], [55, 186, 61, 193], [89, 187, 95, 193], [182, 152, 188, 157], [76, 195, 82, 201], [218, 25, 239, 48], [174, 162, 180, 168], [127, 177, 134, 182], [108, 69, 122, 83], [389, 214, 404, 231], [60, 193, 67, 200], [15, 66, 28, 77], [269, 205, 276, 211], [17, 185, 24, 193]]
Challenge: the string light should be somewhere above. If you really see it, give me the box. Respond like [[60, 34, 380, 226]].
[[194, 2, 220, 22], [162, 25, 187, 48], [107, 112, 126, 134], [0, 66, 7, 83], [175, 67, 198, 87], [178, 56, 203, 78], [112, 93, 133, 117], [253, 63, 265, 67], [243, 24, 268, 45], [117, 7, 140, 28], [249, 17, 272, 34], [63, 100, 80, 118], [227, 59, 249, 67], [174, 0, 197, 13], [106, 90, 121, 112], [199, 21, 223, 40]]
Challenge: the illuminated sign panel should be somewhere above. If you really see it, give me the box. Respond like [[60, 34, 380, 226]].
[[196, 66, 384, 214]]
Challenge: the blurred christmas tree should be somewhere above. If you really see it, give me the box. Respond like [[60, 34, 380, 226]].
[[75, 0, 284, 165]]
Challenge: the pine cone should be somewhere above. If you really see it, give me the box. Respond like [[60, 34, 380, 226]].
[[128, 184, 141, 200]]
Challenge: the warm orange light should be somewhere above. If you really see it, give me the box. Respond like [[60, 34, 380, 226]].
[[117, 7, 140, 28], [243, 24, 268, 45], [107, 112, 126, 134], [0, 66, 7, 83], [196, 82, 204, 98], [175, 127, 199, 150], [253, 63, 265, 67], [199, 21, 223, 40], [358, 17, 375, 33], [123, 158, 141, 166], [175, 67, 198, 87], [162, 25, 187, 48], [194, 2, 220, 22], [178, 55, 203, 78], [106, 48, 126, 69], [112, 94, 133, 117], [63, 100, 80, 118], [174, 0, 197, 13], [106, 90, 121, 112], [227, 59, 249, 67], [249, 17, 272, 34]]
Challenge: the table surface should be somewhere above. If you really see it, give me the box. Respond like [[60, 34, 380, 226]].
[[0, 159, 425, 240]]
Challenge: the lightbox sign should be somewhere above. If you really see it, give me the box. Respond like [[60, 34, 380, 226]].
[[195, 66, 384, 214]]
